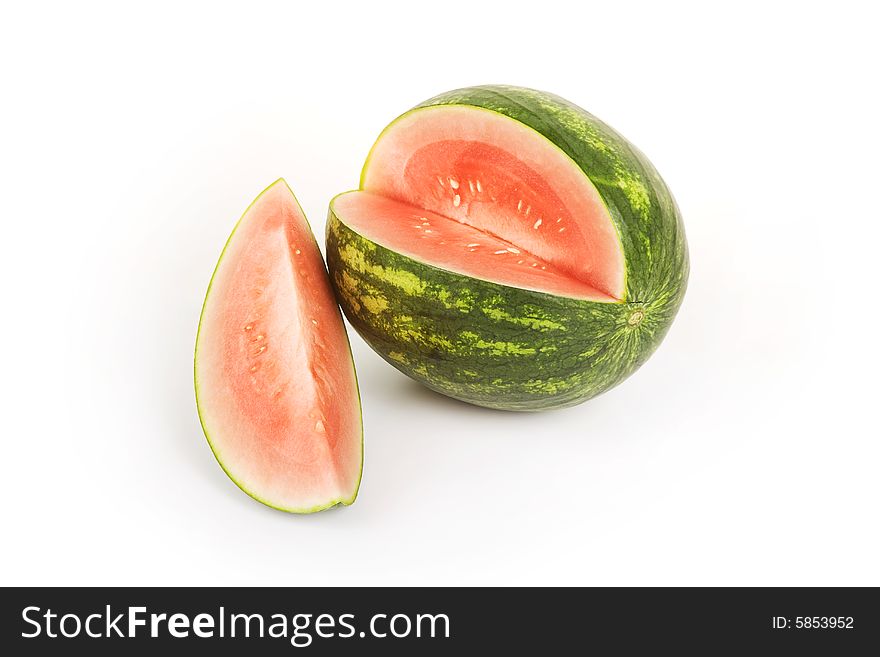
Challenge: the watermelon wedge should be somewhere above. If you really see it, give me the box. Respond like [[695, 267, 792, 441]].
[[327, 86, 689, 411], [195, 180, 362, 512]]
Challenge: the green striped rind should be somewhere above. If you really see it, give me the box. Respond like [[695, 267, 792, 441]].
[[328, 85, 688, 411], [327, 211, 682, 411], [415, 85, 689, 303]]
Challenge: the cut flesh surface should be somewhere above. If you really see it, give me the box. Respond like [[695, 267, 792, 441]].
[[195, 180, 361, 512], [333, 191, 615, 301], [361, 105, 625, 300]]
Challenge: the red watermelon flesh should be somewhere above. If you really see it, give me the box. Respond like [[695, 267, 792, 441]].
[[333, 191, 614, 301], [195, 180, 362, 512], [361, 105, 625, 300]]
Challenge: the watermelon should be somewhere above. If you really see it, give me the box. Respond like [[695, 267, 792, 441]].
[[195, 179, 362, 512], [326, 86, 688, 411]]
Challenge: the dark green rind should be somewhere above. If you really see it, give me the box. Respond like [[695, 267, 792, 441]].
[[414, 85, 689, 304], [327, 210, 684, 411], [330, 85, 688, 411]]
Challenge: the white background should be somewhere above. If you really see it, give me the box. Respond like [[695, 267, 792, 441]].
[[2, 1, 878, 586]]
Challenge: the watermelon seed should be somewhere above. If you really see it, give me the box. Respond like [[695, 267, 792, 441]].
[[506, 247, 521, 254], [558, 227, 566, 233], [244, 324, 254, 331], [315, 420, 325, 433], [494, 250, 507, 255], [533, 218, 542, 229], [448, 177, 459, 189], [453, 194, 461, 207], [531, 263, 538, 267], [517, 200, 523, 212], [525, 205, 531, 216], [311, 319, 318, 325], [436, 176, 445, 187], [468, 180, 475, 193], [556, 217, 563, 223], [467, 243, 479, 247], [476, 180, 483, 192]]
